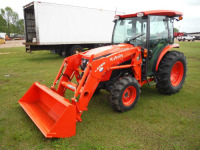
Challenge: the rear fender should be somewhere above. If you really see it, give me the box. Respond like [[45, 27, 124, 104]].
[[155, 44, 179, 71]]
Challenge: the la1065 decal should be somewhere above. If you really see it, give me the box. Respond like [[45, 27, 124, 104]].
[[95, 62, 105, 72]]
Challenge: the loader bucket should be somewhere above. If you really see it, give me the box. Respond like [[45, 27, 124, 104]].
[[19, 82, 76, 138]]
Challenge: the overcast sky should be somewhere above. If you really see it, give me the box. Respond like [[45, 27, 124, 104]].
[[1, 0, 200, 33]]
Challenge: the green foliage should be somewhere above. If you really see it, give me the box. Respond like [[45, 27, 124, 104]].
[[12, 12, 19, 33], [1, 7, 13, 36], [0, 42, 200, 149], [0, 7, 24, 36], [17, 19, 24, 34], [174, 27, 179, 32], [0, 14, 7, 32]]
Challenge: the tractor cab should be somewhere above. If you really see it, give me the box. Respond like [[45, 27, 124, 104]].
[[113, 10, 183, 76]]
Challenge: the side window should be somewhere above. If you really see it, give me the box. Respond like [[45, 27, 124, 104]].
[[150, 16, 168, 41], [149, 16, 169, 52], [147, 16, 169, 76]]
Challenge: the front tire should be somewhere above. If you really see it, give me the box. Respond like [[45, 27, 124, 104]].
[[110, 77, 141, 112], [156, 51, 187, 95]]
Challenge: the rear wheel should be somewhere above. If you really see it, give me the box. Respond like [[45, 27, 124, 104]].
[[110, 77, 141, 112], [156, 51, 187, 94]]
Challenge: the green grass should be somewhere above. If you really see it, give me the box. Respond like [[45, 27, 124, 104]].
[[0, 42, 200, 150]]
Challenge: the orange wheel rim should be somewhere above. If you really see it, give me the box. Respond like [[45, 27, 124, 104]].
[[170, 61, 184, 87], [122, 86, 136, 106]]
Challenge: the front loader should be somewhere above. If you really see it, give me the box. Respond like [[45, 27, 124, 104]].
[[19, 10, 187, 138]]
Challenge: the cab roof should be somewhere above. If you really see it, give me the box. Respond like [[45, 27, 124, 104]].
[[117, 10, 183, 18]]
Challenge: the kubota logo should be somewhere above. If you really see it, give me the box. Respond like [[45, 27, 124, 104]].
[[121, 48, 130, 51], [110, 54, 123, 61]]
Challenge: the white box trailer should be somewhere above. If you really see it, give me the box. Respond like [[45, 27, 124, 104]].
[[24, 1, 122, 56]]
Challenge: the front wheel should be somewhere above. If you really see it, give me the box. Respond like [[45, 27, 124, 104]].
[[156, 51, 187, 94], [110, 77, 141, 112]]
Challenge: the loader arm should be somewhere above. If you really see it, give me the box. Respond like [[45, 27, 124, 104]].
[[19, 44, 143, 138], [52, 45, 143, 121]]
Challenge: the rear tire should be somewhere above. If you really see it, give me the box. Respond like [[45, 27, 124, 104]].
[[156, 51, 187, 95], [110, 77, 141, 112]]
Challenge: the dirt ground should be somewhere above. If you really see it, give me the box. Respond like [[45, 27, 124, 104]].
[[0, 40, 25, 48], [0, 39, 199, 49]]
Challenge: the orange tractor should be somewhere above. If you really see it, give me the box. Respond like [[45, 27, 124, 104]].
[[19, 10, 187, 138]]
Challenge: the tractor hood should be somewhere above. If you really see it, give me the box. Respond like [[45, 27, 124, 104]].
[[82, 44, 134, 59]]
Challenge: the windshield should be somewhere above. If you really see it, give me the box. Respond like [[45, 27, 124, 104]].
[[112, 17, 147, 47]]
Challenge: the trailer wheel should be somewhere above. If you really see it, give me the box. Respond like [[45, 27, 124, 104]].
[[156, 51, 187, 95], [69, 45, 83, 56], [110, 77, 141, 112], [57, 49, 62, 57], [59, 50, 68, 57], [57, 49, 68, 57]]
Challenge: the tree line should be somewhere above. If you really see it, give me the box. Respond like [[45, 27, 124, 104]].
[[0, 7, 24, 37]]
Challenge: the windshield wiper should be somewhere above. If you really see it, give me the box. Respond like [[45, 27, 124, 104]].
[[125, 33, 145, 44]]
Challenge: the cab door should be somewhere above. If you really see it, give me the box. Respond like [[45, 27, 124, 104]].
[[147, 16, 174, 76]]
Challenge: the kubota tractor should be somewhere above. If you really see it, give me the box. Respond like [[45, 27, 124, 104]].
[[19, 10, 187, 138]]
